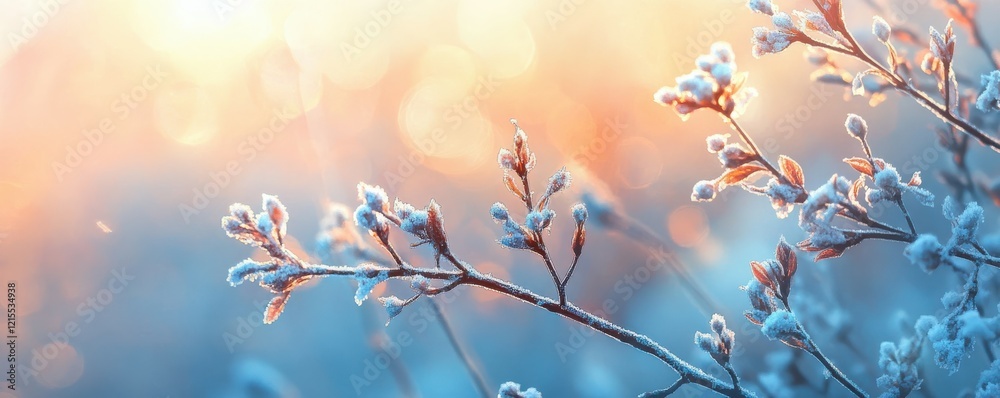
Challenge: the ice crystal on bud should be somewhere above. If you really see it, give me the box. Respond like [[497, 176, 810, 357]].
[[655, 42, 755, 118], [762, 310, 807, 345], [525, 209, 555, 233], [706, 134, 728, 153], [695, 314, 736, 366], [844, 114, 867, 139], [747, 0, 776, 15], [905, 234, 946, 273], [718, 143, 751, 168], [571, 203, 588, 226], [491, 202, 510, 222], [751, 27, 793, 58], [799, 175, 850, 248], [498, 148, 517, 170], [867, 163, 934, 207], [978, 70, 1000, 112], [765, 178, 801, 219], [378, 296, 405, 325], [354, 205, 386, 233], [353, 264, 388, 306], [543, 167, 572, 201], [228, 259, 276, 286], [256, 212, 274, 235], [692, 180, 717, 202], [262, 194, 288, 234], [949, 201, 984, 247], [872, 16, 891, 43], [357, 183, 388, 213], [929, 20, 955, 63]]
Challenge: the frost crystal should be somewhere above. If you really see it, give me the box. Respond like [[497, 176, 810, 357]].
[[491, 202, 510, 222], [353, 264, 388, 305], [378, 296, 405, 324], [904, 234, 945, 273], [525, 210, 555, 232], [357, 183, 388, 213], [762, 310, 805, 343], [978, 70, 1000, 112]]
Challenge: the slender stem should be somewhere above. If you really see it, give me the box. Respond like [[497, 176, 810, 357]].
[[894, 198, 917, 236], [518, 166, 566, 304], [723, 363, 741, 393], [725, 115, 783, 179], [943, 62, 952, 114], [639, 377, 689, 398], [806, 344, 868, 398], [560, 255, 581, 290], [427, 299, 491, 398], [536, 242, 566, 306]]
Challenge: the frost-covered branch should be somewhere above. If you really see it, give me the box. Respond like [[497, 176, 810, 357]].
[[222, 122, 757, 397], [746, 0, 1000, 152]]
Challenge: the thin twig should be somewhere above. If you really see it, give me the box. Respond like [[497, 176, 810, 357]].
[[427, 299, 491, 398]]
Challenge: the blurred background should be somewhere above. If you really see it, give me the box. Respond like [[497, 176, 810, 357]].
[[3, 0, 1000, 396]]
